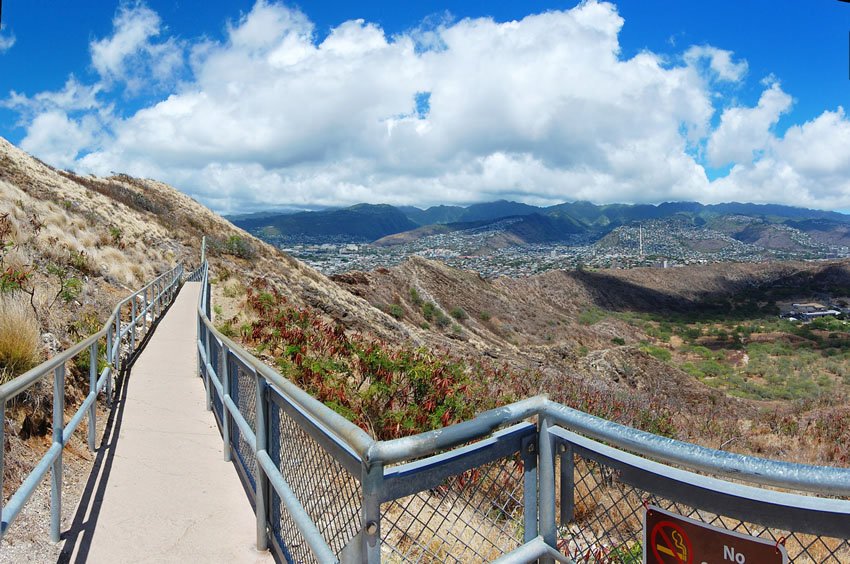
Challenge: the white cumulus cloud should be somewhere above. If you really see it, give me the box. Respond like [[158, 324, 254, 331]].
[[6, 0, 850, 213], [90, 1, 184, 92], [707, 80, 793, 167], [5, 77, 103, 117], [73, 0, 718, 211], [684, 45, 748, 82], [710, 108, 850, 210], [20, 110, 101, 169]]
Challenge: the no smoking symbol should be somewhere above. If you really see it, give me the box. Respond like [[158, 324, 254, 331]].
[[650, 520, 694, 564]]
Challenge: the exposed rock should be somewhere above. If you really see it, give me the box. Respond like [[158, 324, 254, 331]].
[[40, 333, 60, 358]]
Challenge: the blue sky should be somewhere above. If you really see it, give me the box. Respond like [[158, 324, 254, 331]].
[[0, 1, 848, 212]]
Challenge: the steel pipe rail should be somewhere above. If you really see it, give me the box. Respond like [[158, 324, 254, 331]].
[[542, 399, 850, 497], [491, 536, 572, 564], [0, 264, 184, 542]]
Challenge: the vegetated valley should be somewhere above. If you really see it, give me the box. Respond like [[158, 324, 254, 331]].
[[328, 257, 850, 464], [1, 135, 849, 554]]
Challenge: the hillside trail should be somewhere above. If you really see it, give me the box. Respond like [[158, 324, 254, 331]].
[[65, 282, 270, 563]]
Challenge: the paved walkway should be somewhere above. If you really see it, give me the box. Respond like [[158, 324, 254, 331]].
[[83, 282, 271, 563]]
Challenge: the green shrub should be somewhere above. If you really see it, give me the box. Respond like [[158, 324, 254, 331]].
[[69, 310, 108, 377], [0, 265, 31, 292], [409, 287, 422, 306], [610, 337, 626, 346], [479, 311, 491, 321], [449, 307, 467, 321], [208, 234, 256, 259], [222, 282, 245, 298], [217, 320, 236, 337], [68, 250, 92, 273], [640, 344, 672, 362], [109, 226, 123, 246], [385, 304, 404, 320], [578, 307, 605, 326], [421, 302, 436, 321], [61, 277, 83, 303]]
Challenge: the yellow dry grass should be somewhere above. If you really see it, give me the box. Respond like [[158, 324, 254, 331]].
[[0, 293, 41, 384]]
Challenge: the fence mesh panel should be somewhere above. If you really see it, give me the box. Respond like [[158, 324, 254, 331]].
[[381, 453, 525, 563], [559, 451, 850, 563], [230, 357, 257, 490], [268, 393, 362, 563], [208, 338, 223, 424]]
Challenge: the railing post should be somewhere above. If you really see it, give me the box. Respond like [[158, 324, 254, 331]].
[[361, 460, 384, 563], [142, 287, 148, 333], [51, 365, 65, 543], [204, 327, 212, 412], [221, 344, 232, 462], [105, 326, 113, 406], [521, 432, 539, 544], [254, 373, 270, 552], [114, 313, 121, 375], [0, 400, 5, 532], [88, 342, 97, 452], [559, 443, 574, 525], [205, 276, 212, 320], [197, 315, 203, 379], [153, 281, 159, 318], [130, 297, 137, 351], [538, 415, 556, 563]]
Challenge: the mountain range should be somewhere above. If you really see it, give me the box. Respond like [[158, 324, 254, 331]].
[[230, 200, 850, 249]]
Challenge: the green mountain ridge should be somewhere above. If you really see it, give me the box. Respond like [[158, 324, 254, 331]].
[[231, 199, 850, 246]]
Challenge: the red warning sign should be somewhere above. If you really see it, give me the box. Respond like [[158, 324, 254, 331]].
[[649, 518, 693, 563], [644, 505, 788, 564]]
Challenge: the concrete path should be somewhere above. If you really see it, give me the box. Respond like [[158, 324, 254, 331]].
[[83, 282, 271, 563]]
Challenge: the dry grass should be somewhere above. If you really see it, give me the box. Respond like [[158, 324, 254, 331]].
[[0, 293, 42, 384]]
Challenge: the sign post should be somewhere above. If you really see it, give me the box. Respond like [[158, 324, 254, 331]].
[[644, 505, 788, 564]]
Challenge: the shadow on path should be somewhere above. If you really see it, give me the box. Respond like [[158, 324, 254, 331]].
[[57, 296, 179, 564]]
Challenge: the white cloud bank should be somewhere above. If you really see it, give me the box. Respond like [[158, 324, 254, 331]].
[[7, 0, 850, 213]]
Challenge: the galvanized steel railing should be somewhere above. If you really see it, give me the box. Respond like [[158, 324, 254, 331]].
[[0, 263, 184, 542], [193, 260, 850, 563]]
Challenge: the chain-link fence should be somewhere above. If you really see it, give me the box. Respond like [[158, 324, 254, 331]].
[[268, 390, 363, 562], [554, 430, 850, 564], [381, 454, 526, 563], [208, 336, 224, 425], [230, 355, 258, 491]]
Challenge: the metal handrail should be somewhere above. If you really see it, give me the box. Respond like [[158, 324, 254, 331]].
[[0, 263, 184, 542], [193, 259, 850, 562]]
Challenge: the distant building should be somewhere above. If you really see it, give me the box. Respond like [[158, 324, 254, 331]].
[[801, 309, 842, 320], [792, 302, 826, 314]]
